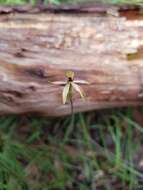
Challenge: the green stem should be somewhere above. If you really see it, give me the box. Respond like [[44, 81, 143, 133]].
[[63, 88, 74, 144], [70, 96, 73, 116]]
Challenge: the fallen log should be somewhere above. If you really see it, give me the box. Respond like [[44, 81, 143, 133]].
[[0, 5, 143, 116]]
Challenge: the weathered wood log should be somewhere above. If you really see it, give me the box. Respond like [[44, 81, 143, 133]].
[[0, 7, 143, 116]]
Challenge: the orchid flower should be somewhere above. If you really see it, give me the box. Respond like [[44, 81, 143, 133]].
[[52, 70, 88, 104]]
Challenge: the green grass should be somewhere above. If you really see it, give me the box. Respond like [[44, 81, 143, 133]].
[[0, 109, 142, 189], [0, 0, 143, 5]]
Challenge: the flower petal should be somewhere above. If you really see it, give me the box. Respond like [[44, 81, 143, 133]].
[[74, 80, 89, 85], [51, 81, 66, 85], [66, 70, 74, 80], [72, 82, 85, 99], [63, 83, 71, 104]]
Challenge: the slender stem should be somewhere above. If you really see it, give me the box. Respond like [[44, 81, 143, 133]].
[[70, 96, 73, 115], [63, 90, 74, 144]]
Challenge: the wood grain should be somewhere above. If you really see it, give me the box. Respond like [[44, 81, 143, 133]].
[[0, 10, 143, 116]]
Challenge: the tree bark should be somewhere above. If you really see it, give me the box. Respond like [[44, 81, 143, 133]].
[[0, 8, 143, 116]]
